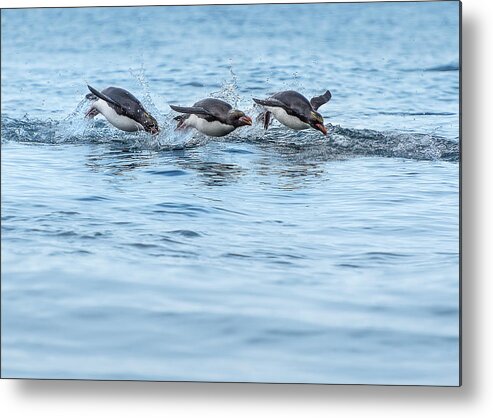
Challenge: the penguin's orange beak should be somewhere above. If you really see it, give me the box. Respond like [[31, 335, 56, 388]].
[[239, 116, 253, 126], [315, 123, 327, 136]]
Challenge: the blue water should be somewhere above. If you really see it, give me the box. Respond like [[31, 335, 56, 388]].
[[1, 2, 460, 385]]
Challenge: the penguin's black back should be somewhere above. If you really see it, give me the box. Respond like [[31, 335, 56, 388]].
[[195, 98, 232, 114], [271, 91, 312, 117], [193, 98, 233, 123], [102, 87, 145, 117]]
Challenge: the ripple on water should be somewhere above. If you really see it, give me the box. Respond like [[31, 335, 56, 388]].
[[169, 230, 202, 238], [147, 169, 188, 176], [152, 202, 210, 218], [76, 196, 111, 202]]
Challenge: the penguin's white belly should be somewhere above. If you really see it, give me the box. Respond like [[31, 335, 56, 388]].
[[186, 114, 235, 137], [93, 100, 143, 132], [266, 106, 310, 130]]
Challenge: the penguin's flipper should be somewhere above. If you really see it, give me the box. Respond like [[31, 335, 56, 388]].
[[169, 104, 212, 117], [85, 107, 100, 118], [256, 111, 271, 130], [263, 111, 271, 130], [173, 114, 189, 129], [310, 90, 332, 111], [252, 97, 285, 108], [87, 85, 125, 112]]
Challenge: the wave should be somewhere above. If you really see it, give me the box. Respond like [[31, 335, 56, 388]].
[[1, 114, 459, 162], [401, 61, 460, 73], [424, 63, 460, 72]]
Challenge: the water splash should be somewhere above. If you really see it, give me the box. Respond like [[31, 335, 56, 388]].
[[210, 67, 241, 108], [1, 115, 459, 162], [129, 65, 156, 112]]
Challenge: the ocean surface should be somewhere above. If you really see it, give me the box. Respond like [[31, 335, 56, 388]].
[[1, 2, 460, 385]]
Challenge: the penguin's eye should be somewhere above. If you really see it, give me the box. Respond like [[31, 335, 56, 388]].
[[311, 112, 323, 122]]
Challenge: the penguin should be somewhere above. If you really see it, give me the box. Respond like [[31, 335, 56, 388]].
[[253, 90, 332, 135], [85, 85, 159, 135], [169, 98, 252, 137]]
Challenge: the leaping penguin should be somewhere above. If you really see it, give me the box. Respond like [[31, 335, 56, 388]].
[[85, 85, 159, 135], [169, 98, 252, 137], [253, 90, 332, 135]]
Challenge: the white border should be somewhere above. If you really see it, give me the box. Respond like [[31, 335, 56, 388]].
[[2, 0, 493, 417]]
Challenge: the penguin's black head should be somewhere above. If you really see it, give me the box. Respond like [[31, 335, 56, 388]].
[[227, 110, 253, 128], [138, 111, 160, 135], [308, 110, 327, 135]]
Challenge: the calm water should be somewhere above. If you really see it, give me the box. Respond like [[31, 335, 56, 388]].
[[1, 3, 460, 385]]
